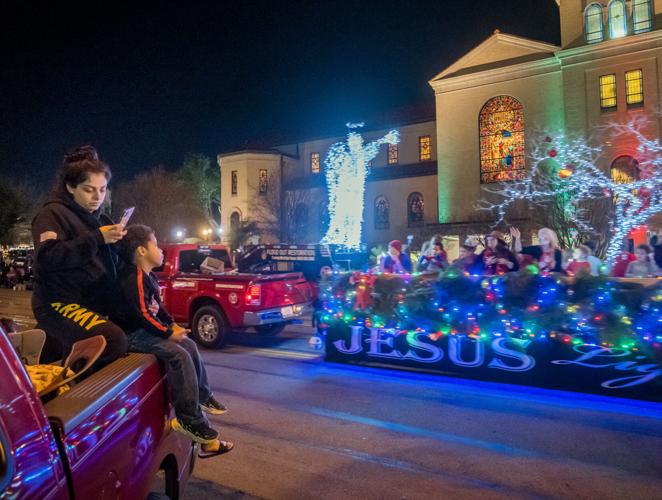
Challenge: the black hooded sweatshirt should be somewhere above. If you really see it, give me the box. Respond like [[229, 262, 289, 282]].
[[31, 189, 119, 314]]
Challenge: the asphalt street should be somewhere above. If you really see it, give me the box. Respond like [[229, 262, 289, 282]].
[[187, 327, 662, 500], [2, 290, 661, 499]]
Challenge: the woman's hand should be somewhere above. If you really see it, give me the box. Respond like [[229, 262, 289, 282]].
[[100, 224, 127, 244]]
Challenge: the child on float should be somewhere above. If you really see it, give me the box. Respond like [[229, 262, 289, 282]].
[[417, 237, 448, 273], [611, 242, 636, 277], [114, 224, 233, 456], [625, 244, 660, 278], [452, 243, 478, 274], [476, 231, 519, 275], [564, 245, 592, 276], [380, 239, 412, 274]]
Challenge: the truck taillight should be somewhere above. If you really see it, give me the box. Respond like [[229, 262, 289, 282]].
[[245, 284, 261, 306]]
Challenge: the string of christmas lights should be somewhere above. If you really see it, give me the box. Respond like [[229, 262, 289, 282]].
[[315, 270, 662, 354], [480, 119, 662, 263]]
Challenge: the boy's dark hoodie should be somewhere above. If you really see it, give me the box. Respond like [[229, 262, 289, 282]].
[[114, 263, 174, 338], [31, 189, 119, 313]]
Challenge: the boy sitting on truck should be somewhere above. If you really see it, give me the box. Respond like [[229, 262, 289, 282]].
[[114, 224, 233, 453]]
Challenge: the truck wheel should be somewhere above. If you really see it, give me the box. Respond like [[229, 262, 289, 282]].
[[191, 305, 229, 349], [256, 323, 287, 335]]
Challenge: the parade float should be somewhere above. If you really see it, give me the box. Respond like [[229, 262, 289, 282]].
[[314, 122, 662, 402], [317, 269, 662, 402]]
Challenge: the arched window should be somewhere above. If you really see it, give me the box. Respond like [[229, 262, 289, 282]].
[[230, 211, 241, 231], [611, 155, 640, 184], [633, 0, 653, 34], [585, 3, 605, 43], [608, 0, 627, 38], [479, 96, 525, 184], [407, 193, 424, 228], [374, 196, 390, 230]]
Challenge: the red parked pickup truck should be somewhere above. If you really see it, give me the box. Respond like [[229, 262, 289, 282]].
[[155, 244, 313, 348], [0, 323, 195, 499]]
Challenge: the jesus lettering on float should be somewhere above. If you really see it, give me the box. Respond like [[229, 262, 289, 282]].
[[334, 326, 536, 372], [333, 327, 662, 390]]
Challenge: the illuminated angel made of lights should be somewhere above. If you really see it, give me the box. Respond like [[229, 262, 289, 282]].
[[321, 125, 399, 250]]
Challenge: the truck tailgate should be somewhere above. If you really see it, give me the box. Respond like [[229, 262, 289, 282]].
[[256, 273, 313, 307]]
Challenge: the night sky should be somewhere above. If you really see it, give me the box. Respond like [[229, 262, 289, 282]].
[[1, 1, 560, 186]]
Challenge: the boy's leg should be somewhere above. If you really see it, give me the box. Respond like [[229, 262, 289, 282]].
[[127, 330, 207, 426], [177, 336, 213, 402]]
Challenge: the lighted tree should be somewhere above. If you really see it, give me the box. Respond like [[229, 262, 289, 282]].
[[480, 118, 662, 262], [322, 123, 399, 250]]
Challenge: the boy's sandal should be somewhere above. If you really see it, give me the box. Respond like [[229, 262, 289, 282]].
[[198, 439, 234, 459]]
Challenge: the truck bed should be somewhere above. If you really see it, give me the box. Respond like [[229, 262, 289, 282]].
[[45, 353, 160, 434]]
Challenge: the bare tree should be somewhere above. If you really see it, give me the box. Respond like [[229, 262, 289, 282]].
[[178, 154, 221, 231], [112, 167, 207, 241], [479, 119, 662, 261]]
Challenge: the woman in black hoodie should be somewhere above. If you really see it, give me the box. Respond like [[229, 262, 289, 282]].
[[32, 146, 128, 366]]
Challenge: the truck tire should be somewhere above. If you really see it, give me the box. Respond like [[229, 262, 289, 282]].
[[191, 305, 229, 349], [255, 323, 287, 335]]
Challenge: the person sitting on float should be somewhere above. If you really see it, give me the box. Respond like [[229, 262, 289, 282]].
[[417, 238, 448, 273], [511, 227, 563, 273], [625, 244, 660, 278], [476, 231, 518, 275], [380, 239, 412, 274], [451, 243, 478, 274], [611, 241, 636, 277], [564, 244, 592, 276]]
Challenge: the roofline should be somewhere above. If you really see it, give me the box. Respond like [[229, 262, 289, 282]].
[[273, 116, 436, 150], [216, 149, 298, 160], [429, 31, 561, 83]]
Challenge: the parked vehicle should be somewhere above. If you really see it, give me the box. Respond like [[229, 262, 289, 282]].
[[0, 323, 195, 499], [155, 244, 314, 348]]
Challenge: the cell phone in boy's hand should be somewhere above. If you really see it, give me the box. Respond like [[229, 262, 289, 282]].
[[119, 207, 135, 228]]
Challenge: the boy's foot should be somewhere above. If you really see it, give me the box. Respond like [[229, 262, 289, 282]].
[[201, 395, 228, 415], [199, 438, 235, 459], [171, 418, 219, 444]]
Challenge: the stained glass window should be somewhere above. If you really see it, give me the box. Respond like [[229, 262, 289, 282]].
[[259, 169, 268, 194], [311, 152, 320, 174], [419, 136, 431, 161], [633, 0, 653, 34], [600, 74, 617, 109], [585, 3, 605, 43], [388, 143, 398, 165], [374, 196, 390, 229], [231, 170, 238, 195], [626, 70, 644, 106], [479, 95, 525, 183], [407, 192, 424, 228], [608, 0, 627, 39]]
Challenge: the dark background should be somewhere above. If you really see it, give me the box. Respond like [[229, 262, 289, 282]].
[[0, 1, 560, 185]]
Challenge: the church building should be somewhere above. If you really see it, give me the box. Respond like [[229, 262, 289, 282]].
[[218, 0, 662, 258]]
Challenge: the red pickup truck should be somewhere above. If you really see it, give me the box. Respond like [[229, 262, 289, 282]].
[[155, 244, 313, 349], [0, 323, 195, 499]]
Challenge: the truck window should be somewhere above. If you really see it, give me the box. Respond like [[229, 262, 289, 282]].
[[178, 249, 232, 273]]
